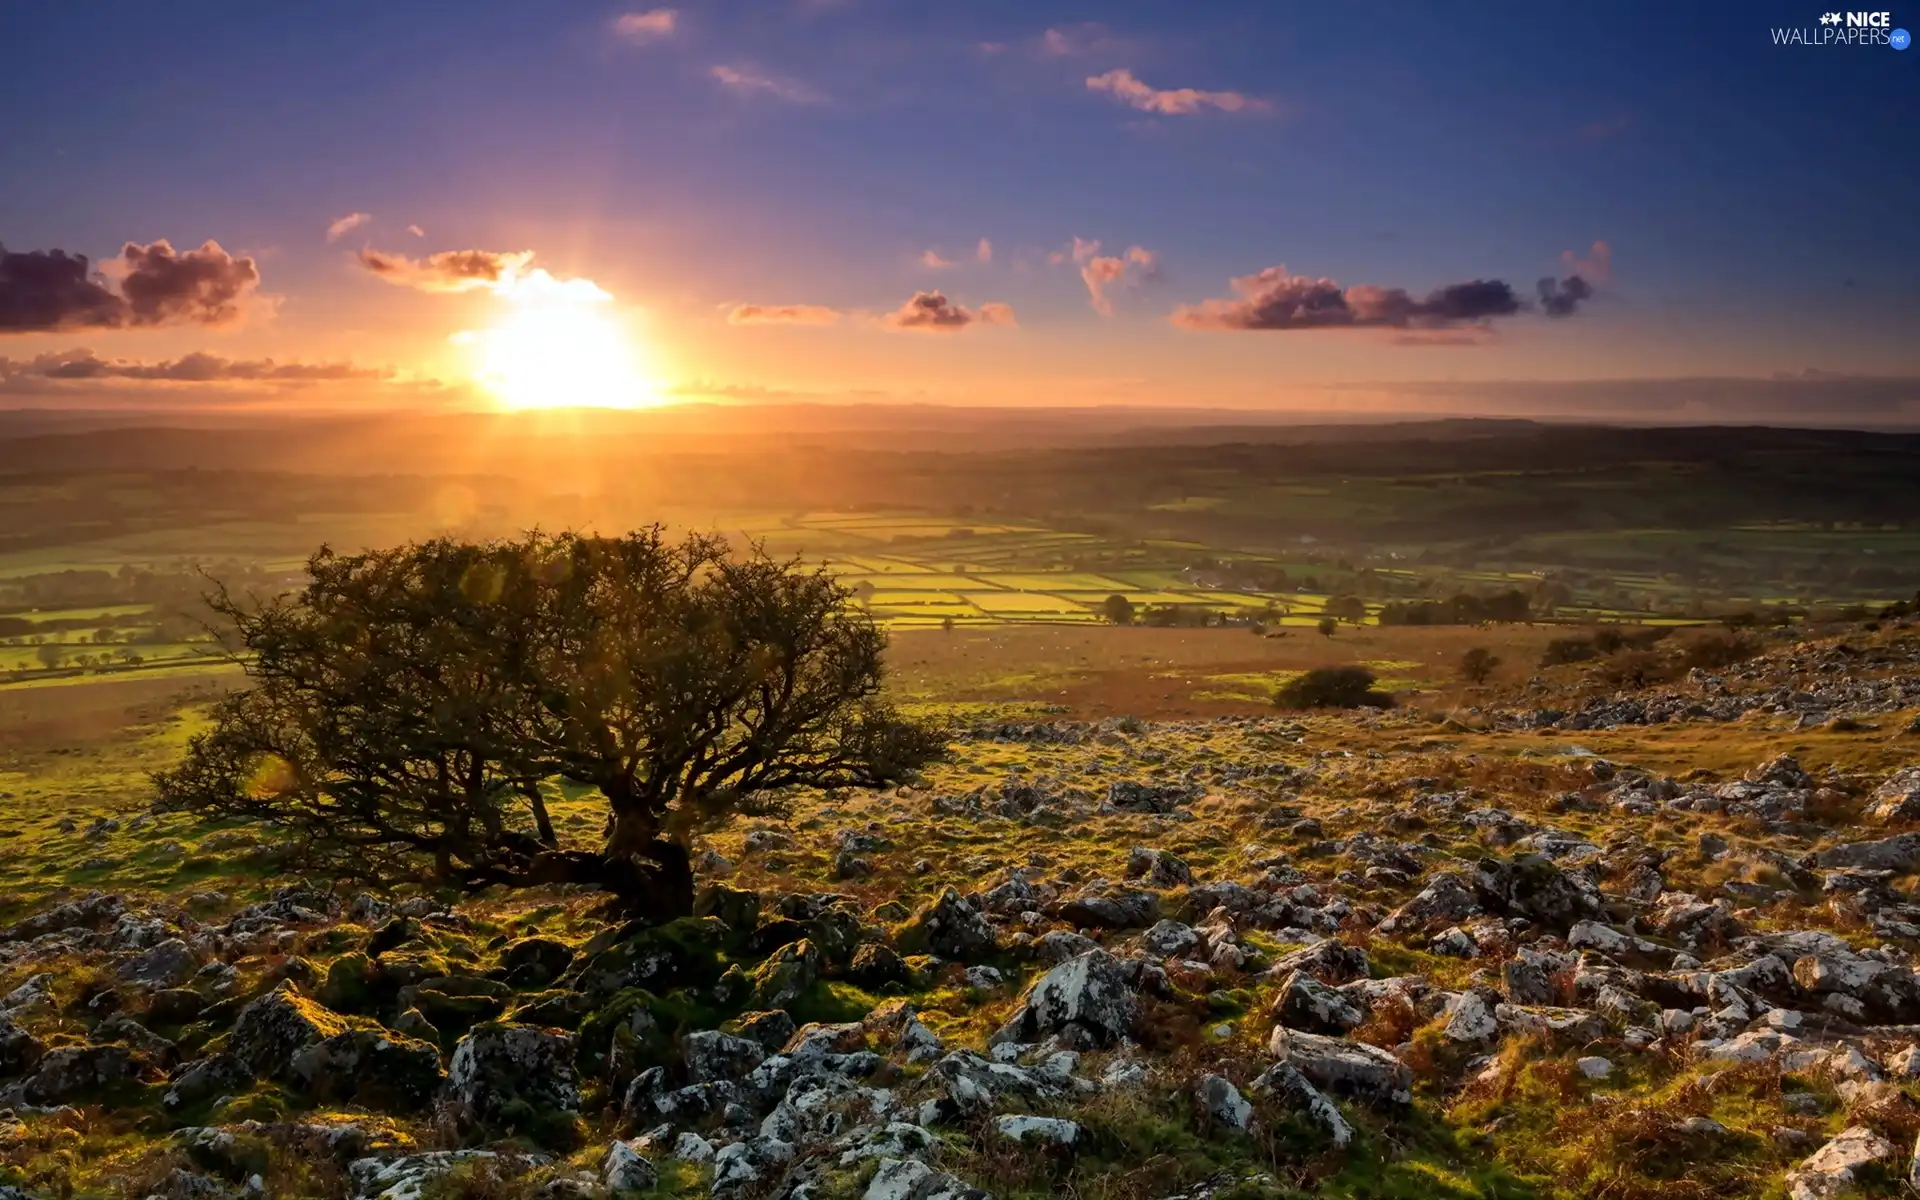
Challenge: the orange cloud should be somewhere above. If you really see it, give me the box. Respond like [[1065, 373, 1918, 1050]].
[[1086, 68, 1267, 116], [325, 212, 371, 242], [1081, 244, 1158, 315], [710, 64, 824, 104], [726, 303, 841, 326], [921, 249, 956, 269], [883, 291, 1015, 332], [611, 8, 677, 42], [355, 247, 535, 293]]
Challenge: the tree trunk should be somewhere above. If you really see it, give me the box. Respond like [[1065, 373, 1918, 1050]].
[[526, 838, 694, 924]]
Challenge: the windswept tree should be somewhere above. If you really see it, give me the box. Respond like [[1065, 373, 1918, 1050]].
[[155, 529, 945, 922]]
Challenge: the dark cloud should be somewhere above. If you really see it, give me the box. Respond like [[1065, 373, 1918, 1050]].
[[0, 240, 259, 333], [882, 291, 1015, 332], [1537, 274, 1594, 318], [0, 348, 389, 391], [356, 247, 533, 293], [1173, 267, 1546, 332]]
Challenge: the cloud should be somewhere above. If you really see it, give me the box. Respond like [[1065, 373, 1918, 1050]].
[[0, 347, 389, 387], [1171, 266, 1527, 332], [611, 8, 677, 43], [726, 303, 841, 325], [710, 64, 824, 103], [1036, 23, 1127, 59], [976, 237, 993, 264], [0, 239, 261, 334], [1085, 68, 1266, 115], [325, 212, 372, 242], [882, 291, 1015, 332], [355, 247, 536, 293], [1048, 236, 1104, 267], [1537, 274, 1594, 318], [1561, 240, 1613, 285], [1081, 245, 1158, 315], [406, 224, 426, 238], [920, 249, 956, 269]]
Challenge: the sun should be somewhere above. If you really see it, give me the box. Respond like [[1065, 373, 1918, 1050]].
[[463, 272, 658, 410]]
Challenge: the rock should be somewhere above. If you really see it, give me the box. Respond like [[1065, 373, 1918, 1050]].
[[229, 985, 346, 1077], [849, 942, 912, 989], [0, 1013, 45, 1078], [1126, 846, 1192, 888], [1270, 970, 1364, 1034], [710, 1137, 795, 1197], [501, 938, 575, 989], [922, 1050, 1066, 1119], [1249, 1061, 1352, 1148], [994, 1114, 1082, 1145], [1575, 1056, 1612, 1079], [683, 1030, 766, 1083], [1266, 940, 1370, 985], [1868, 767, 1920, 823], [1195, 1074, 1254, 1131], [750, 938, 821, 1009], [730, 1010, 799, 1053], [993, 949, 1137, 1048], [118, 939, 200, 988], [1378, 873, 1481, 935], [1267, 1027, 1411, 1107], [602, 1141, 658, 1192], [1141, 920, 1200, 958], [445, 1023, 580, 1128], [7, 1044, 138, 1105], [897, 890, 999, 961], [1107, 779, 1201, 814], [347, 1151, 538, 1200], [863, 1158, 988, 1200], [1816, 833, 1920, 873], [1785, 1125, 1896, 1200], [1056, 889, 1157, 931], [1033, 930, 1100, 964], [162, 1052, 252, 1111], [1442, 991, 1500, 1045]]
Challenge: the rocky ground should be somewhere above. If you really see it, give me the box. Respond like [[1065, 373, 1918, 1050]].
[[4, 625, 1920, 1199]]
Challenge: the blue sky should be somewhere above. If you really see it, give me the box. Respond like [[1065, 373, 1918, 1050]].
[[1, 0, 1915, 412]]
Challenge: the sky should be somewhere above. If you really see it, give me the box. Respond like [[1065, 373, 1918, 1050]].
[[1, 0, 1917, 418]]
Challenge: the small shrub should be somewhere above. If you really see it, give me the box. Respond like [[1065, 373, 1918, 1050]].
[[1681, 632, 1759, 670], [1458, 647, 1501, 684], [1540, 637, 1597, 666], [1274, 666, 1393, 710], [1597, 650, 1675, 689]]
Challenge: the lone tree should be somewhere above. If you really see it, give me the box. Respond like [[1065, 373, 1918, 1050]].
[[154, 529, 944, 922], [1316, 616, 1338, 639], [1275, 666, 1394, 710], [1459, 647, 1501, 684], [1101, 594, 1135, 626]]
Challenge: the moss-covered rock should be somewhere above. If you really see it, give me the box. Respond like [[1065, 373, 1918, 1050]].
[[750, 938, 821, 1010]]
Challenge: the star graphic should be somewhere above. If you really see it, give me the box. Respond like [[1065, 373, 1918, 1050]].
[[1821, 12, 1842, 24]]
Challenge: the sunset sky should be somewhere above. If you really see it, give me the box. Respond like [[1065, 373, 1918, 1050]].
[[3, 0, 1917, 416]]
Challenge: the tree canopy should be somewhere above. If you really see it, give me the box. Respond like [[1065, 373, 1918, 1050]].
[[154, 529, 945, 920]]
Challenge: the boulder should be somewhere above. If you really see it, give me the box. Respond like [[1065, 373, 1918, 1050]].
[[1266, 1027, 1411, 1107], [601, 1141, 658, 1192], [1816, 833, 1920, 873], [1270, 970, 1364, 1034], [1785, 1125, 1896, 1200], [1107, 780, 1201, 814], [1267, 940, 1370, 985], [683, 1029, 766, 1083], [6, 1044, 139, 1105], [992, 949, 1137, 1048], [1126, 847, 1192, 888], [286, 1028, 444, 1110], [1195, 1074, 1254, 1131], [750, 938, 821, 1009], [1140, 920, 1200, 958], [445, 1023, 580, 1128], [1249, 1061, 1352, 1148], [896, 890, 999, 961], [228, 985, 346, 1078], [118, 939, 200, 988], [863, 1158, 988, 1200], [994, 1114, 1082, 1145], [500, 938, 575, 989], [1867, 767, 1920, 823]]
